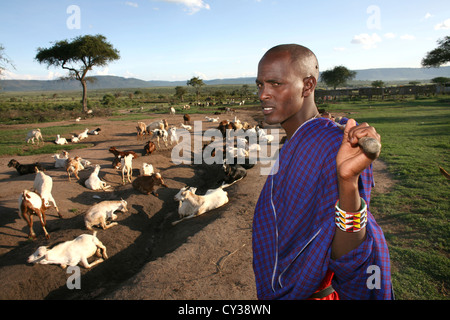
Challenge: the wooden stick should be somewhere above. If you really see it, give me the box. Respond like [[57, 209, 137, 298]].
[[358, 137, 381, 160]]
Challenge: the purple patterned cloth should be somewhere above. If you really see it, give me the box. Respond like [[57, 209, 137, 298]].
[[252, 117, 393, 299]]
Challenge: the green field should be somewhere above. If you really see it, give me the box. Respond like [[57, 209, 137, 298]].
[[0, 88, 448, 300], [325, 98, 450, 300]]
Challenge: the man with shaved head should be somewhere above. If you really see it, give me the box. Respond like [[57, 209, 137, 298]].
[[252, 44, 393, 300]]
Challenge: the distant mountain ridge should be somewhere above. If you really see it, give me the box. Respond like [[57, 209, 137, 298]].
[[1, 66, 449, 92]]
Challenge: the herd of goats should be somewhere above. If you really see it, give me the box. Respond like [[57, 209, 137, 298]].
[[6, 111, 276, 270]]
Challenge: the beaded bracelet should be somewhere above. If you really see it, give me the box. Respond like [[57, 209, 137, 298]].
[[335, 198, 367, 233]]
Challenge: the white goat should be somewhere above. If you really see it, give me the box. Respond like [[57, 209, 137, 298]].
[[205, 116, 219, 122], [169, 106, 176, 115], [70, 135, 80, 143], [180, 123, 192, 131], [77, 128, 89, 140], [140, 163, 154, 176], [33, 168, 61, 218], [172, 186, 229, 225], [121, 154, 133, 184], [26, 231, 108, 269], [168, 127, 178, 145], [26, 129, 43, 145], [85, 165, 111, 191], [54, 134, 68, 145], [53, 151, 69, 168], [84, 199, 128, 231]]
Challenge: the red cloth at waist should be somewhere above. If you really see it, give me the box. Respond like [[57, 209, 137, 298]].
[[307, 270, 339, 300]]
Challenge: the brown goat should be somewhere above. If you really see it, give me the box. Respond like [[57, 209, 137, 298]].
[[65, 156, 82, 181], [144, 141, 156, 156], [183, 114, 191, 125], [132, 173, 168, 196], [19, 190, 49, 239]]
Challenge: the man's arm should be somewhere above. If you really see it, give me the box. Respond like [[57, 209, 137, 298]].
[[331, 119, 380, 260]]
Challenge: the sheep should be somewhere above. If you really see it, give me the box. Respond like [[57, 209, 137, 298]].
[[180, 123, 192, 131], [183, 114, 191, 124], [18, 189, 49, 239], [65, 156, 83, 181], [85, 165, 111, 191], [33, 168, 62, 218], [144, 140, 156, 156], [169, 106, 176, 115], [84, 200, 128, 231], [26, 128, 43, 145], [132, 172, 168, 196], [121, 154, 133, 184], [150, 128, 168, 148], [172, 186, 229, 225], [8, 159, 44, 175], [140, 162, 154, 176], [77, 128, 89, 140], [168, 127, 178, 145], [53, 151, 69, 168], [26, 231, 108, 269], [54, 134, 68, 145]]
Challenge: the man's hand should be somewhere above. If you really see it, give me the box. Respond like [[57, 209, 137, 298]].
[[336, 119, 381, 183]]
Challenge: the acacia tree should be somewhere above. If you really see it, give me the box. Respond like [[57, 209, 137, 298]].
[[320, 65, 356, 89], [0, 44, 15, 78], [187, 76, 204, 105], [422, 36, 450, 68], [35, 34, 120, 113]]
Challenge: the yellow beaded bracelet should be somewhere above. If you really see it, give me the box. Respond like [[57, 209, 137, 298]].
[[335, 198, 367, 232]]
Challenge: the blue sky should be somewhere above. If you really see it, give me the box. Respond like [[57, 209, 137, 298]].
[[1, 0, 449, 81]]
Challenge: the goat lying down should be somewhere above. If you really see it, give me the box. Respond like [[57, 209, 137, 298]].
[[84, 199, 128, 231], [27, 231, 108, 269], [172, 185, 229, 225]]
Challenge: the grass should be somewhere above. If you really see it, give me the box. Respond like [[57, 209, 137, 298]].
[[324, 97, 450, 299], [0, 124, 95, 156]]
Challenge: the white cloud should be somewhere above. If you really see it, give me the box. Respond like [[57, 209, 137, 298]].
[[384, 32, 396, 39], [161, 0, 210, 14], [434, 18, 450, 30], [423, 13, 433, 20], [125, 2, 138, 8], [94, 67, 114, 76], [400, 34, 415, 40], [2, 70, 63, 80], [351, 33, 382, 49]]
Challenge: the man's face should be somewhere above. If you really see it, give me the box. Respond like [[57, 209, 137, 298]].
[[256, 51, 305, 132]]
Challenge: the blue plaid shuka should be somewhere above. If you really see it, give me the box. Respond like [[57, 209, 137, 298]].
[[252, 117, 393, 300]]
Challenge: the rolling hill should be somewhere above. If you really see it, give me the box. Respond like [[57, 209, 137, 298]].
[[1, 66, 449, 92]]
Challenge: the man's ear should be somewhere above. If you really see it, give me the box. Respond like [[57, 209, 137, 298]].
[[302, 76, 317, 98]]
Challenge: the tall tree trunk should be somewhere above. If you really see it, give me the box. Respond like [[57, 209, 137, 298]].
[[81, 79, 88, 113]]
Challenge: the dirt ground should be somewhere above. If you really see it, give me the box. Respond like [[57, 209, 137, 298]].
[[0, 108, 392, 300]]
